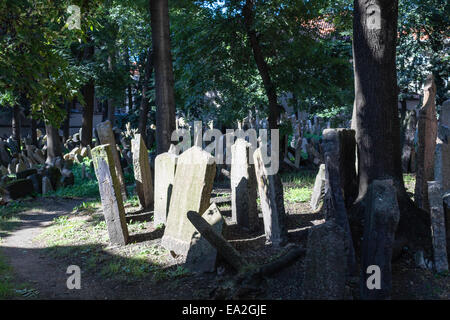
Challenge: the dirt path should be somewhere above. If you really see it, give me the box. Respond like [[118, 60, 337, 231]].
[[0, 197, 123, 299]]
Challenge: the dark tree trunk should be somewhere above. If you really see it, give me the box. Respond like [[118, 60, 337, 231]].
[[81, 78, 95, 147], [107, 54, 116, 124], [81, 34, 95, 147], [63, 100, 71, 142], [12, 104, 21, 150], [102, 100, 108, 122], [352, 0, 428, 243], [242, 0, 279, 130], [45, 122, 62, 164], [125, 48, 134, 111], [150, 0, 176, 155], [31, 117, 37, 147], [138, 48, 154, 148]]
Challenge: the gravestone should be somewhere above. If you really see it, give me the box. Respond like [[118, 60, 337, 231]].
[[435, 99, 450, 193], [427, 181, 448, 273], [253, 147, 288, 246], [92, 144, 129, 245], [310, 164, 326, 211], [230, 138, 258, 230], [42, 176, 53, 194], [131, 134, 154, 210], [322, 129, 356, 274], [360, 180, 400, 300], [185, 203, 224, 273], [154, 150, 178, 226], [96, 121, 128, 202], [303, 220, 347, 299], [415, 74, 437, 212], [402, 110, 417, 172], [5, 179, 34, 200], [161, 146, 216, 256]]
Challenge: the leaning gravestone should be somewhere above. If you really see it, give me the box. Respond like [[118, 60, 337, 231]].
[[415, 74, 438, 212], [427, 181, 449, 273], [360, 180, 400, 300], [185, 203, 224, 273], [161, 146, 216, 257], [154, 149, 178, 226], [303, 220, 347, 299], [231, 138, 258, 230], [131, 134, 154, 210], [92, 144, 129, 245], [96, 121, 128, 202], [402, 110, 417, 173], [253, 147, 288, 246], [310, 164, 326, 212], [322, 129, 356, 274]]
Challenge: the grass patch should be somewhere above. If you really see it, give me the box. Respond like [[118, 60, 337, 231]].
[[44, 158, 100, 199], [284, 187, 312, 203], [0, 252, 37, 299], [0, 200, 35, 237], [281, 170, 316, 187], [35, 213, 177, 282]]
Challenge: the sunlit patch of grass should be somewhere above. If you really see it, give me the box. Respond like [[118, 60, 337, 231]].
[[281, 170, 316, 187], [403, 173, 416, 196], [0, 200, 34, 236], [284, 187, 312, 203], [35, 212, 172, 281], [72, 201, 101, 214]]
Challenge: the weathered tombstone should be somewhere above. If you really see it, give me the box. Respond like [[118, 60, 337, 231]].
[[16, 168, 37, 180], [360, 180, 400, 300], [42, 176, 53, 194], [5, 179, 34, 199], [61, 168, 75, 187], [131, 134, 154, 210], [303, 220, 347, 299], [415, 75, 438, 212], [427, 181, 449, 273], [27, 173, 42, 194], [322, 129, 356, 274], [161, 146, 216, 256], [15, 161, 26, 174], [310, 164, 326, 211], [154, 150, 178, 226], [435, 99, 450, 193], [96, 121, 128, 202], [0, 140, 11, 166], [253, 147, 288, 246], [92, 144, 129, 245], [185, 203, 224, 273], [230, 138, 258, 230], [402, 110, 417, 172]]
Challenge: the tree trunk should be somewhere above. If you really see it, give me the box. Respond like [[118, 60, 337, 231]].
[[63, 100, 71, 142], [242, 0, 279, 130], [81, 79, 95, 147], [81, 35, 95, 147], [107, 54, 116, 124], [45, 122, 62, 164], [138, 48, 154, 148], [352, 0, 428, 243], [12, 104, 21, 151], [150, 0, 176, 155], [30, 117, 37, 147]]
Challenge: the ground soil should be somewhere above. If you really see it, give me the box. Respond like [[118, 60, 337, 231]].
[[1, 187, 449, 300]]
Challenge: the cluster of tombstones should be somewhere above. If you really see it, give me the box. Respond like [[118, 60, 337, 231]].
[[0, 130, 75, 202]]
